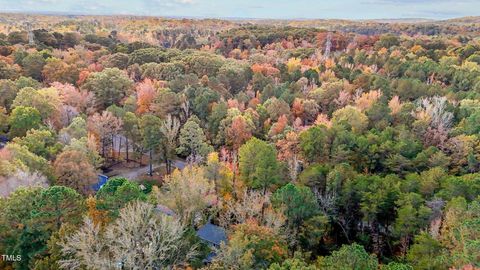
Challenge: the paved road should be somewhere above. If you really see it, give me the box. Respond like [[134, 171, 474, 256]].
[[107, 159, 187, 180]]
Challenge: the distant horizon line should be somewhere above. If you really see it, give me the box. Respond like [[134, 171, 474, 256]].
[[0, 10, 472, 22]]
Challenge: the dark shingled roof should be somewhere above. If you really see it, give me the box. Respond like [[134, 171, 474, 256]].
[[0, 135, 8, 143], [196, 223, 227, 246], [155, 204, 176, 216], [0, 135, 8, 149]]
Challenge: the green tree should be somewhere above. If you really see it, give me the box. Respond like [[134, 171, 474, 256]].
[[32, 224, 77, 270], [0, 186, 84, 270], [318, 243, 378, 270], [13, 129, 61, 160], [298, 163, 330, 193], [264, 97, 291, 121], [8, 106, 42, 138], [208, 101, 228, 139], [394, 193, 432, 256], [381, 262, 414, 270], [463, 110, 480, 135], [122, 112, 141, 161], [176, 116, 213, 161], [299, 214, 331, 251], [0, 187, 43, 270], [59, 116, 87, 144], [103, 52, 129, 69], [34, 186, 85, 232], [0, 106, 8, 135], [191, 87, 219, 120], [12, 87, 61, 121], [299, 125, 332, 163], [7, 31, 28, 44], [0, 79, 18, 110], [217, 60, 251, 95], [418, 167, 446, 198], [21, 52, 46, 80], [82, 68, 133, 109], [128, 47, 167, 65], [15, 76, 41, 89], [3, 142, 51, 179], [375, 34, 400, 49], [332, 105, 369, 134], [406, 232, 446, 270], [141, 62, 186, 81], [239, 137, 281, 193], [212, 221, 288, 269], [0, 60, 20, 80], [439, 198, 480, 268], [95, 177, 146, 218], [272, 183, 319, 227], [269, 256, 317, 270], [182, 51, 224, 77], [355, 175, 400, 230], [139, 114, 162, 176]]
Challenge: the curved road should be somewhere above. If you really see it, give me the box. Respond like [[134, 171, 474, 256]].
[[106, 159, 187, 180]]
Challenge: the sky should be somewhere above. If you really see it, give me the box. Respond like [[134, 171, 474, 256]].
[[0, 0, 479, 20]]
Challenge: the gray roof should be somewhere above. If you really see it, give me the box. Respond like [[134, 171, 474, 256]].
[[196, 223, 227, 246], [155, 204, 176, 216]]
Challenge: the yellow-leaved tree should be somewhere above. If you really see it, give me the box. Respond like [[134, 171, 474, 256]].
[[156, 166, 217, 225]]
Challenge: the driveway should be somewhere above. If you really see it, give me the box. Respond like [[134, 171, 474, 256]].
[[106, 159, 187, 180]]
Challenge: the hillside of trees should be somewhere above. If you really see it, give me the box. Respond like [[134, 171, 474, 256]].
[[0, 14, 480, 269]]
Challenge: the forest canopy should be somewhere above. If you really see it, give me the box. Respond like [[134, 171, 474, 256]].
[[0, 13, 480, 270]]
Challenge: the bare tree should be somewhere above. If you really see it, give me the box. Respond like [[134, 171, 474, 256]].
[[88, 111, 123, 160], [59, 218, 113, 270], [0, 169, 48, 198], [159, 114, 180, 174], [218, 190, 285, 233], [315, 190, 351, 243], [180, 94, 190, 122], [413, 96, 454, 148], [60, 201, 197, 270], [414, 96, 453, 129], [156, 166, 217, 225]]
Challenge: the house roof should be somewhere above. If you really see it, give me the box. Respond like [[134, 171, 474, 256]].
[[196, 223, 227, 246], [91, 174, 108, 192], [0, 135, 8, 143], [155, 204, 176, 216], [0, 135, 8, 149], [203, 251, 217, 264]]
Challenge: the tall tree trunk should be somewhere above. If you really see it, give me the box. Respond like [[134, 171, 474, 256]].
[[372, 221, 382, 257], [149, 149, 153, 176], [232, 150, 238, 200], [126, 138, 129, 162], [164, 145, 171, 174], [165, 158, 170, 174], [102, 137, 105, 158], [400, 235, 409, 257], [261, 187, 267, 221], [118, 137, 122, 161], [111, 134, 115, 160]]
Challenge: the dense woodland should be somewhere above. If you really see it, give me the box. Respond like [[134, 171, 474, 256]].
[[0, 13, 480, 269]]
